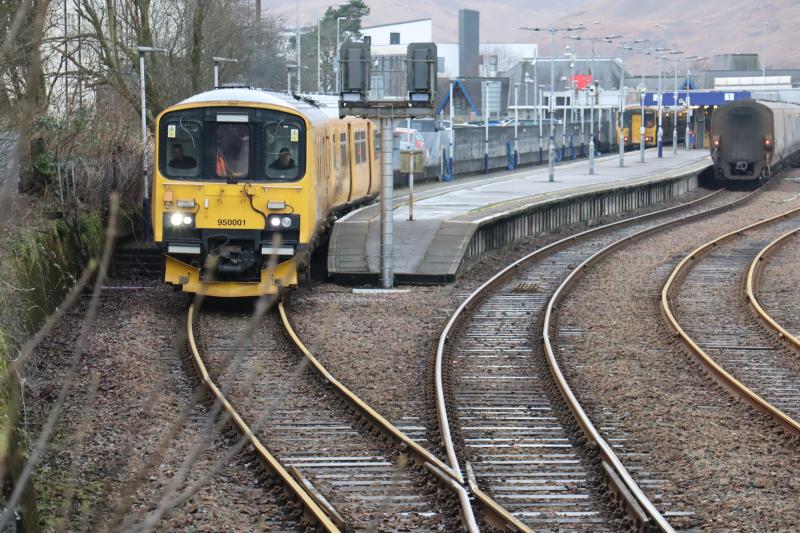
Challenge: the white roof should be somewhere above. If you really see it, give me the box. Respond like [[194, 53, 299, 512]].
[[179, 88, 300, 111], [174, 88, 339, 125]]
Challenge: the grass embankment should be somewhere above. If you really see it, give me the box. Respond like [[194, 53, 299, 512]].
[[0, 210, 104, 532]]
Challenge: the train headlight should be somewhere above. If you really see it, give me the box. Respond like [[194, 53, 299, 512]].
[[266, 214, 299, 230], [169, 213, 195, 227]]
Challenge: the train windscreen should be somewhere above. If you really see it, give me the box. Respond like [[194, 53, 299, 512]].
[[159, 107, 306, 182]]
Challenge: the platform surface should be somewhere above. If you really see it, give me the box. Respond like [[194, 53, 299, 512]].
[[329, 148, 712, 281]]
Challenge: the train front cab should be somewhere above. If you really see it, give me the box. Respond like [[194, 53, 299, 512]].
[[151, 101, 316, 297], [711, 101, 771, 182]]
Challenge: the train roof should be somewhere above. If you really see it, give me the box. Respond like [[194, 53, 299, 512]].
[[176, 88, 333, 125], [720, 99, 800, 111]]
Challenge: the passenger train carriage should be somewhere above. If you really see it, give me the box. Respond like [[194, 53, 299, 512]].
[[618, 106, 687, 149], [711, 99, 800, 183], [151, 88, 379, 297]]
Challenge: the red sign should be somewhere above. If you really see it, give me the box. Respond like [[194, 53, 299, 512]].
[[572, 74, 593, 90]]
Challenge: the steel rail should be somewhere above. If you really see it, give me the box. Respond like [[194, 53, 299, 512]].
[[276, 302, 481, 533], [542, 184, 778, 530], [661, 206, 800, 435], [185, 304, 341, 533], [435, 187, 751, 531], [746, 226, 800, 351]]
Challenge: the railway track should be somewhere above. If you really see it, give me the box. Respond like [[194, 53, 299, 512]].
[[436, 186, 762, 531], [662, 204, 800, 434], [187, 298, 534, 531], [746, 225, 800, 349]]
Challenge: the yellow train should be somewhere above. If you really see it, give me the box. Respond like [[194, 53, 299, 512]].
[[621, 106, 657, 148], [150, 88, 379, 297], [618, 106, 688, 149]]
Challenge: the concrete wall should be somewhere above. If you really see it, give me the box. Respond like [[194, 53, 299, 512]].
[[392, 118, 619, 184], [459, 170, 700, 273]]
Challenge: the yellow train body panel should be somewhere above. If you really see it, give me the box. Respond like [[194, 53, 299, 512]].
[[164, 255, 297, 297], [150, 88, 377, 297]]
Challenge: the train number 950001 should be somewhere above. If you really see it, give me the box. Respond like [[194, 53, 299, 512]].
[[217, 218, 246, 226]]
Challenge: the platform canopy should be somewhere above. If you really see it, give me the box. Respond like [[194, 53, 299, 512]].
[[644, 90, 751, 107]]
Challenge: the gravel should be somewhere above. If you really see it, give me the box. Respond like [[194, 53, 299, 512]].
[[287, 186, 715, 462], [755, 226, 800, 339], [553, 175, 800, 530], [24, 179, 715, 530], [26, 286, 298, 531], [196, 305, 457, 531]]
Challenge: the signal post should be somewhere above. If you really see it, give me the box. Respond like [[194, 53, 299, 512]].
[[339, 41, 437, 289]]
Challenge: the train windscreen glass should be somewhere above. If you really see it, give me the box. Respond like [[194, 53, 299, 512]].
[[264, 118, 304, 180], [164, 119, 202, 178], [215, 123, 250, 178], [159, 107, 305, 182]]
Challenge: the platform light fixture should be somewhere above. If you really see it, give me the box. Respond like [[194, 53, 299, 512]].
[[520, 24, 586, 182], [335, 16, 347, 94], [612, 38, 648, 167], [655, 50, 683, 158], [566, 33, 621, 174], [625, 44, 664, 162], [137, 45, 167, 209], [212, 56, 238, 88]]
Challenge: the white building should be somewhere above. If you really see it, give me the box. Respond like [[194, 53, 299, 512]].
[[714, 76, 793, 91], [361, 18, 433, 46], [360, 18, 537, 98]]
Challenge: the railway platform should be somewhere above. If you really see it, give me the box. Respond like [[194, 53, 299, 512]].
[[328, 148, 712, 284]]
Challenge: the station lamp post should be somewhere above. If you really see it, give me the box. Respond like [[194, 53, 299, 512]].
[[625, 44, 663, 162], [662, 53, 684, 154], [682, 55, 706, 150], [760, 20, 769, 80], [655, 50, 682, 158], [521, 24, 586, 182], [564, 48, 576, 160], [514, 82, 520, 168], [523, 74, 533, 106], [335, 16, 347, 94], [567, 34, 621, 174], [614, 39, 648, 167], [295, 0, 301, 92], [137, 45, 167, 207], [212, 56, 238, 88], [286, 63, 298, 94]]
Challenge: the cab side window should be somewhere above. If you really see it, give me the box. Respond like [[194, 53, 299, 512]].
[[265, 120, 303, 180], [165, 120, 201, 178]]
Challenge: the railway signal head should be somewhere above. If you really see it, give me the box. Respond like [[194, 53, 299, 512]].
[[339, 41, 371, 103], [406, 43, 437, 107]]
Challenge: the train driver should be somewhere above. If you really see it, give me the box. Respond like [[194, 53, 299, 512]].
[[168, 143, 197, 169], [269, 147, 295, 171]]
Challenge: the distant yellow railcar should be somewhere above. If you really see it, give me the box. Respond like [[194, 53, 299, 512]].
[[618, 106, 657, 148], [151, 88, 379, 297], [618, 106, 688, 149]]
